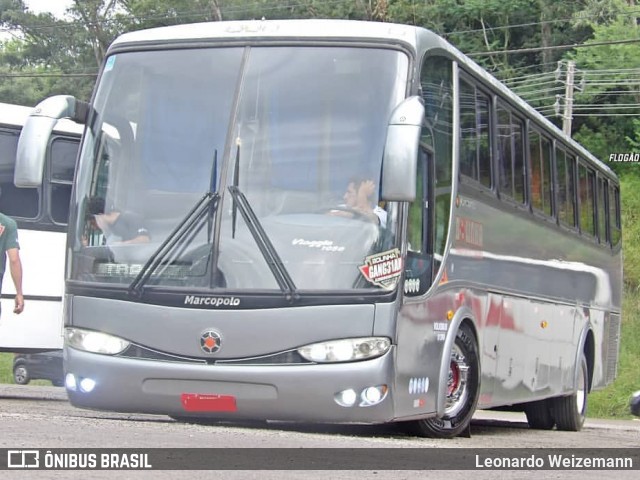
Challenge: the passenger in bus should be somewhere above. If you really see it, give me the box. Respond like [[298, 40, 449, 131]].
[[85, 197, 150, 245], [330, 177, 387, 226], [0, 210, 24, 316]]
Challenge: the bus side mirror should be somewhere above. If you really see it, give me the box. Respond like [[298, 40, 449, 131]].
[[380, 96, 424, 202], [15, 95, 89, 187]]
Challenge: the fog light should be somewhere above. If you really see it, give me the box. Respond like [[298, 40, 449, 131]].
[[359, 385, 388, 406], [79, 377, 96, 393], [65, 373, 77, 391], [335, 389, 357, 407]]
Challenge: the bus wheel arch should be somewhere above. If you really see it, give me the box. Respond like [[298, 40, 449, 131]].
[[551, 352, 589, 431], [552, 327, 594, 432], [412, 314, 480, 438]]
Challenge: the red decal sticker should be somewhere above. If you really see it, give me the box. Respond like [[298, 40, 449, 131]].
[[181, 393, 237, 412], [359, 248, 403, 290], [455, 217, 483, 247]]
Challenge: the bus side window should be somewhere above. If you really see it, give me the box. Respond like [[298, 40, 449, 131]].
[[0, 129, 39, 219], [49, 137, 80, 224], [404, 147, 432, 297]]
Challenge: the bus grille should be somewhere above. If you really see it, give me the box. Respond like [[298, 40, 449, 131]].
[[119, 344, 311, 365], [605, 313, 621, 384]]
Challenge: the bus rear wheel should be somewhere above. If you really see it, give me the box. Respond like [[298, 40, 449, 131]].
[[551, 353, 589, 431], [412, 324, 479, 438], [524, 399, 555, 430]]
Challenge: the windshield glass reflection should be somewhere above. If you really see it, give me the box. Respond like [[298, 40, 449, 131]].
[[71, 46, 409, 293]]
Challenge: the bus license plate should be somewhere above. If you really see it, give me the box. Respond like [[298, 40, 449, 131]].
[[180, 393, 237, 412]]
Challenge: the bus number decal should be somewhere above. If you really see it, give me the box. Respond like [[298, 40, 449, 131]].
[[358, 248, 403, 290], [455, 217, 484, 248]]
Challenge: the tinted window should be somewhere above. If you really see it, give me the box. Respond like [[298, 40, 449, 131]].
[[529, 129, 553, 216], [459, 77, 491, 187], [578, 163, 595, 236], [497, 104, 525, 203], [49, 137, 80, 224], [0, 129, 39, 218], [609, 186, 621, 246], [557, 148, 576, 227], [597, 177, 608, 243]]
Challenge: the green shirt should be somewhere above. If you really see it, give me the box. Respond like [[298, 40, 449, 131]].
[[0, 213, 20, 287]]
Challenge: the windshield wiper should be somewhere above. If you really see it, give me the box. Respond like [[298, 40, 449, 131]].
[[227, 185, 299, 303], [128, 191, 220, 298]]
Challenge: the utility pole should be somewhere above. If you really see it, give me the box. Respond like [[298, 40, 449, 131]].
[[562, 61, 575, 136]]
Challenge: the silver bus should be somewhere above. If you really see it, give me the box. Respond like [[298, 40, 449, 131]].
[[0, 102, 81, 352], [15, 20, 622, 438]]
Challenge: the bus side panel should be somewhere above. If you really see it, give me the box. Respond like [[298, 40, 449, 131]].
[[0, 299, 63, 351], [0, 229, 65, 351], [392, 289, 455, 420], [449, 185, 619, 408]]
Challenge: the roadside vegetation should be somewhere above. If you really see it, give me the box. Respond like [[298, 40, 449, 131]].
[[589, 174, 640, 419], [0, 353, 51, 386]]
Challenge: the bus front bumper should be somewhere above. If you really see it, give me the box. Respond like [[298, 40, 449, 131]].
[[64, 346, 397, 424]]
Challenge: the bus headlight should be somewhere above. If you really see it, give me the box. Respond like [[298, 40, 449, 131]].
[[65, 328, 130, 355], [298, 337, 391, 363]]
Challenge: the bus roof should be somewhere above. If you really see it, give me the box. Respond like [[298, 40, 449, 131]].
[[111, 19, 423, 47], [0, 101, 84, 136], [108, 19, 615, 181]]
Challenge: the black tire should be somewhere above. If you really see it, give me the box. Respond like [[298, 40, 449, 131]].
[[631, 391, 640, 417], [13, 364, 30, 385], [524, 399, 555, 430], [52, 380, 65, 387], [411, 324, 480, 438], [551, 353, 589, 431]]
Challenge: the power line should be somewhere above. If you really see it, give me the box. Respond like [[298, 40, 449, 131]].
[[511, 80, 563, 91], [443, 8, 640, 36], [469, 38, 640, 57], [573, 103, 640, 110]]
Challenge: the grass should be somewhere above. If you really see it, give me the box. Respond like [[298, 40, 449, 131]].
[[0, 353, 55, 386], [0, 353, 12, 384], [589, 287, 640, 419]]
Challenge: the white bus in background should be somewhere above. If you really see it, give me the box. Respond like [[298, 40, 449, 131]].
[[0, 102, 82, 352]]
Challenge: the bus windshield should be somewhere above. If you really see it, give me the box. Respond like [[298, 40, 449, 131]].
[[71, 45, 409, 293]]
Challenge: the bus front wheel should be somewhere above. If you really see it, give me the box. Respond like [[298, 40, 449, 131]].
[[412, 323, 480, 438]]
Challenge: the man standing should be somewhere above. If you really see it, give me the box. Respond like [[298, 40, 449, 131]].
[[0, 212, 24, 316]]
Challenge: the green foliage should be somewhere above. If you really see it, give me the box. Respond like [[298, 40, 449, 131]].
[[0, 353, 55, 385], [588, 286, 640, 419], [568, 0, 640, 161], [626, 119, 640, 153], [0, 353, 12, 384], [619, 175, 640, 288]]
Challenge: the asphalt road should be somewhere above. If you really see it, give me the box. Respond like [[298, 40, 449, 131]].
[[1, 384, 639, 479]]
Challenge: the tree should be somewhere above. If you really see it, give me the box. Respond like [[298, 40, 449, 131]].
[[567, 0, 640, 170]]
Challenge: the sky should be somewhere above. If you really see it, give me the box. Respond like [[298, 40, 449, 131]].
[[0, 1, 73, 40], [23, 0, 73, 18]]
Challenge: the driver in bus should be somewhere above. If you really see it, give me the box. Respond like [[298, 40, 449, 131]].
[[330, 176, 387, 226], [85, 196, 150, 245]]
